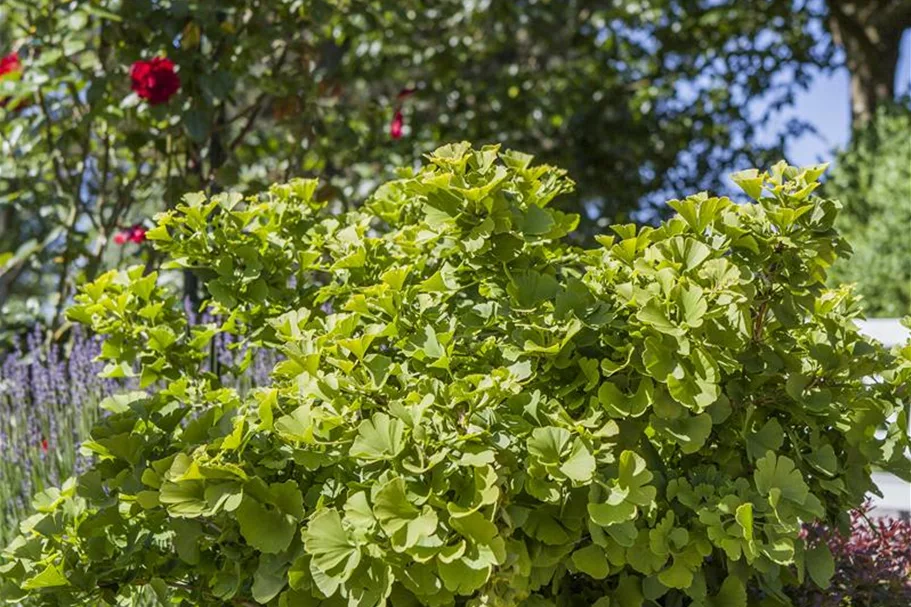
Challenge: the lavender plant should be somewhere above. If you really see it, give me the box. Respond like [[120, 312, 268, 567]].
[[0, 327, 112, 547], [0, 319, 276, 547]]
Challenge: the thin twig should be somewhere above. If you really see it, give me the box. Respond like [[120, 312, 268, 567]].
[[227, 44, 291, 151], [36, 88, 74, 187]]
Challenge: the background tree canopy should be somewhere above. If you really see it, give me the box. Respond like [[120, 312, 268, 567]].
[[0, 0, 907, 335], [826, 103, 911, 317]]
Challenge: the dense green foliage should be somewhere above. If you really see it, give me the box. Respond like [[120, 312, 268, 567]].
[[826, 103, 911, 317], [1, 145, 909, 606], [0, 0, 833, 331]]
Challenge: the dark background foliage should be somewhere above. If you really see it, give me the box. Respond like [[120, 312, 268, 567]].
[[0, 0, 908, 338]]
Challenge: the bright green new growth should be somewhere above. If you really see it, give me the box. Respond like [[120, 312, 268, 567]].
[[1, 144, 909, 606]]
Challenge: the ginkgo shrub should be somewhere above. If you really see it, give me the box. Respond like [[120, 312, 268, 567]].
[[1, 144, 909, 606]]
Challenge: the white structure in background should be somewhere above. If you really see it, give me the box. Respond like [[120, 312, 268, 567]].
[[856, 318, 911, 518]]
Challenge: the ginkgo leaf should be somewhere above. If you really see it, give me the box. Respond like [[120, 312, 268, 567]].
[[304, 509, 361, 576], [528, 426, 572, 464], [236, 498, 297, 554], [560, 438, 596, 483], [746, 418, 784, 461], [678, 285, 707, 328], [636, 300, 683, 336], [527, 427, 595, 484], [709, 576, 746, 607], [572, 544, 609, 579], [754, 452, 809, 504], [373, 477, 439, 550], [806, 543, 835, 589], [599, 379, 651, 418], [21, 564, 69, 590], [350, 413, 406, 461]]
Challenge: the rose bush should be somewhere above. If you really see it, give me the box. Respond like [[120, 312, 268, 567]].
[[1, 144, 908, 606]]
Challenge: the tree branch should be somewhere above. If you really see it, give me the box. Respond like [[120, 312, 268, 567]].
[[228, 44, 291, 152]]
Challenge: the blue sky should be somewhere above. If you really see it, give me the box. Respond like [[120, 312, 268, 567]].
[[766, 30, 911, 166]]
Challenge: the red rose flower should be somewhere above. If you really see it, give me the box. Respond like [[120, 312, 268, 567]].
[[114, 225, 147, 245], [390, 109, 404, 139], [1, 52, 24, 109], [388, 86, 416, 139], [130, 57, 180, 105], [128, 226, 147, 244], [0, 52, 21, 78]]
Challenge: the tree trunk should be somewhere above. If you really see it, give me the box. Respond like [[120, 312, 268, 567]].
[[826, 0, 911, 127]]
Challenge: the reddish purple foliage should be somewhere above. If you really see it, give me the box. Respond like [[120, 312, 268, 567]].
[[790, 507, 911, 606]]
